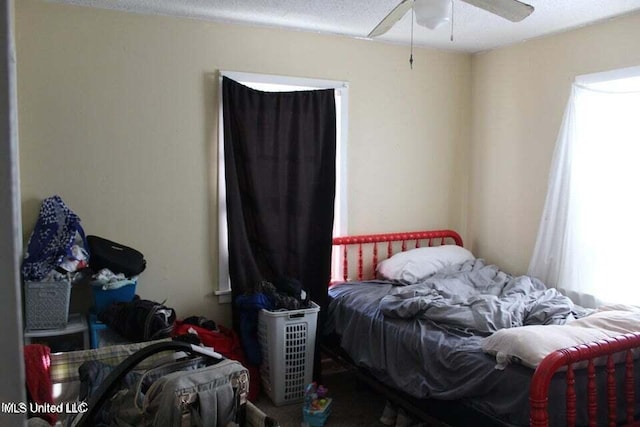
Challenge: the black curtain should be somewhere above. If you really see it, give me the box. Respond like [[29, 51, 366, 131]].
[[222, 77, 336, 377]]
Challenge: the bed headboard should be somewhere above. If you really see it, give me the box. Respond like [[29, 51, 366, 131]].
[[331, 229, 463, 283]]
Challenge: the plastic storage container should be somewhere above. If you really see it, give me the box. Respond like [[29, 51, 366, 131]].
[[303, 398, 333, 427], [24, 280, 72, 330], [91, 280, 137, 314], [258, 302, 320, 406], [24, 313, 90, 351]]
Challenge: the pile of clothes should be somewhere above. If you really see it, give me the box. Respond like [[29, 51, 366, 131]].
[[260, 278, 310, 311], [22, 195, 89, 284], [235, 277, 312, 366]]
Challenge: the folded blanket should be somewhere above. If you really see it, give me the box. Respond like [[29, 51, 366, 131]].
[[482, 307, 640, 368]]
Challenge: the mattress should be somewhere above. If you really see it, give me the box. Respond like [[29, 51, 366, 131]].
[[326, 280, 640, 426]]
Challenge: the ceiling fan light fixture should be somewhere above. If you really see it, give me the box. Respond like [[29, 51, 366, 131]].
[[414, 0, 451, 30]]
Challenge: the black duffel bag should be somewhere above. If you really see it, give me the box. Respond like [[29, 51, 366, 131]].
[[98, 296, 175, 342], [88, 235, 146, 277]]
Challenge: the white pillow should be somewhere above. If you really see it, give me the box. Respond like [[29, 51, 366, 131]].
[[481, 325, 610, 369], [376, 245, 475, 283]]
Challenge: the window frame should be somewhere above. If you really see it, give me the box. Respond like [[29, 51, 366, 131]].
[[216, 71, 349, 303], [575, 65, 640, 87]]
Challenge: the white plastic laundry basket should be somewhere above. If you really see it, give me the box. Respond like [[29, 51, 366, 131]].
[[258, 302, 320, 406]]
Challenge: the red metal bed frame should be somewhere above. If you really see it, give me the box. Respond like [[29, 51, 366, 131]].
[[330, 229, 640, 427]]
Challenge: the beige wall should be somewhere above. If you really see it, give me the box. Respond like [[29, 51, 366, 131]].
[[16, 0, 471, 325], [469, 13, 640, 275]]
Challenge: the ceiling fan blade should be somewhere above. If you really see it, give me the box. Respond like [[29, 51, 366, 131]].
[[368, 0, 415, 38], [460, 0, 534, 22]]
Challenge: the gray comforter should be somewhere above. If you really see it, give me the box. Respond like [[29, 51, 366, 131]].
[[326, 261, 611, 426], [379, 259, 577, 335]]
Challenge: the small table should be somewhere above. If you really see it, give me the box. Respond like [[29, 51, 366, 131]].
[[24, 313, 90, 350]]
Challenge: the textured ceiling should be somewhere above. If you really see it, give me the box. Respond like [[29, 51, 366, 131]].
[[49, 0, 640, 53]]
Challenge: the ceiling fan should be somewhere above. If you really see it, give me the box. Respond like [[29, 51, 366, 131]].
[[368, 0, 535, 38]]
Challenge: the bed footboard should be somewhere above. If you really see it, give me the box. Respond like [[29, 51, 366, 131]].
[[530, 332, 640, 427]]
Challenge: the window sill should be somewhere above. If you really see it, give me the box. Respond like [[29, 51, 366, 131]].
[[215, 289, 232, 304]]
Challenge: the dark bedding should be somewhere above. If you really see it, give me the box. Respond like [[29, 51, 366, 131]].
[[325, 260, 635, 426]]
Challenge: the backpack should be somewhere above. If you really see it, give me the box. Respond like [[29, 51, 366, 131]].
[[143, 358, 248, 426], [74, 341, 249, 427], [172, 321, 261, 402], [22, 195, 87, 282]]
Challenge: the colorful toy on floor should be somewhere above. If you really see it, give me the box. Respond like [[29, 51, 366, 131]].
[[302, 382, 332, 427]]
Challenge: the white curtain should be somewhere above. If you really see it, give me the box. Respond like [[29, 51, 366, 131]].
[[529, 74, 640, 308]]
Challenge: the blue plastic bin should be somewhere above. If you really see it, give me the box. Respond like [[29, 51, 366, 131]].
[[303, 398, 332, 427], [91, 281, 136, 314]]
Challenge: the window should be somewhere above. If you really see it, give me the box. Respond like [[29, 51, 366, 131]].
[[216, 71, 348, 302], [529, 66, 640, 307]]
